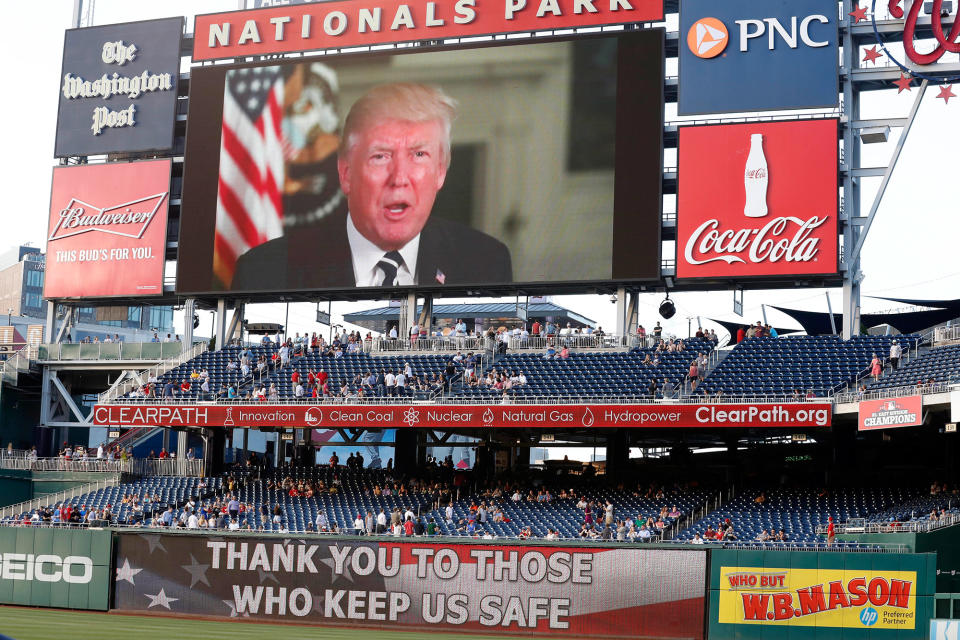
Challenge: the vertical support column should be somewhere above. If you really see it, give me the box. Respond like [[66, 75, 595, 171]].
[[177, 430, 188, 458], [183, 298, 195, 346], [418, 295, 434, 337], [841, 0, 861, 339], [398, 292, 417, 339], [614, 287, 627, 337], [215, 299, 227, 349], [45, 301, 56, 344], [625, 291, 639, 336]]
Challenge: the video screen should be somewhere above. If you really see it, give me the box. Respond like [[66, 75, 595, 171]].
[[176, 30, 664, 295]]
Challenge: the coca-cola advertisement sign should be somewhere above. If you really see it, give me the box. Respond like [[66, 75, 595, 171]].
[[92, 402, 832, 429], [44, 160, 171, 298], [677, 119, 838, 279]]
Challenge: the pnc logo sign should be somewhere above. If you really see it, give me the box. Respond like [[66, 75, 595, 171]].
[[686, 14, 830, 58], [688, 18, 728, 58], [679, 0, 839, 115]]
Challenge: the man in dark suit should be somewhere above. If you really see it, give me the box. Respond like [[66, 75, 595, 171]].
[[232, 82, 511, 291]]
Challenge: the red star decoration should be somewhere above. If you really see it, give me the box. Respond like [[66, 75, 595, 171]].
[[938, 84, 956, 104], [849, 5, 868, 22], [893, 73, 913, 93], [862, 45, 883, 64]]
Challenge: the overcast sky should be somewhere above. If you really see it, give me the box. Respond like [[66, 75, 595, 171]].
[[6, 1, 959, 340]]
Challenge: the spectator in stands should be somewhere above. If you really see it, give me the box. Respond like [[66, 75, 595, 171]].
[[662, 377, 675, 399], [688, 360, 699, 392], [871, 353, 882, 381], [559, 345, 570, 360], [647, 378, 657, 398], [654, 322, 662, 339], [889, 340, 902, 370]]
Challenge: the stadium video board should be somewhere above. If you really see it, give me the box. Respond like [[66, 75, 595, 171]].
[[176, 30, 665, 297], [676, 119, 839, 281], [44, 159, 172, 299]]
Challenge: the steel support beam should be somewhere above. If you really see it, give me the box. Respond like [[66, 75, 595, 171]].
[[215, 299, 227, 349], [49, 372, 92, 424], [183, 298, 195, 347]]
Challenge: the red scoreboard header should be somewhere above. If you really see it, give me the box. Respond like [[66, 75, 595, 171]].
[[193, 0, 664, 61]]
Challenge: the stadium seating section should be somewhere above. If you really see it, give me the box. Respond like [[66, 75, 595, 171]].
[[866, 342, 960, 390], [126, 334, 937, 402], [696, 335, 921, 397], [3, 468, 955, 548]]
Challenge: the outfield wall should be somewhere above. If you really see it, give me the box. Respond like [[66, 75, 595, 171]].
[[112, 532, 707, 638], [0, 527, 111, 610]]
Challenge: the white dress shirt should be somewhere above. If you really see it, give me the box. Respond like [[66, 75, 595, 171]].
[[346, 213, 420, 286]]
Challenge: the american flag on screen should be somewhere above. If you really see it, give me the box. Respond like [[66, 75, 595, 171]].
[[213, 66, 290, 288]]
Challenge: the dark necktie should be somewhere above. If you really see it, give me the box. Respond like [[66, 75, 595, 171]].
[[376, 251, 404, 286]]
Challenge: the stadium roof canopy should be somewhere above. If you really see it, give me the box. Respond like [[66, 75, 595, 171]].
[[344, 302, 596, 334]]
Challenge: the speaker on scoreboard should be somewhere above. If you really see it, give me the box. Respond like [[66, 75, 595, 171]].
[[659, 296, 676, 320]]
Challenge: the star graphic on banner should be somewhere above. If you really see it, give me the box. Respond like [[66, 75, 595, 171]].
[[937, 84, 956, 104], [140, 534, 166, 554], [862, 45, 883, 64], [893, 73, 913, 93], [222, 598, 250, 619], [849, 5, 868, 22], [145, 588, 178, 610], [115, 558, 143, 586], [181, 554, 211, 588], [312, 593, 325, 616], [320, 556, 354, 584], [257, 568, 279, 584]]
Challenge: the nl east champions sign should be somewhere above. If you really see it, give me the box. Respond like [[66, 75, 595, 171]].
[[55, 18, 183, 157]]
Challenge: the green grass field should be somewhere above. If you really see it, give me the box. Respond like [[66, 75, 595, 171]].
[[0, 606, 534, 640]]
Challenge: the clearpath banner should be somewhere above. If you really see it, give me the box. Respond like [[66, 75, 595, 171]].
[[113, 533, 705, 638], [93, 402, 832, 428]]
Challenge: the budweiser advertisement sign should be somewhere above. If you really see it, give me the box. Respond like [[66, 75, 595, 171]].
[[93, 402, 831, 429], [45, 160, 171, 298], [193, 0, 664, 61], [677, 119, 838, 279], [858, 395, 922, 431]]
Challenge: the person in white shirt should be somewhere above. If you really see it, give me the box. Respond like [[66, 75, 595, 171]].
[[445, 504, 454, 524], [404, 508, 415, 522], [97, 444, 105, 460], [395, 372, 406, 393], [295, 383, 305, 398], [392, 522, 403, 536], [377, 509, 388, 533], [691, 533, 704, 545], [187, 512, 199, 529], [388, 325, 398, 340], [384, 371, 396, 396], [354, 515, 365, 533]]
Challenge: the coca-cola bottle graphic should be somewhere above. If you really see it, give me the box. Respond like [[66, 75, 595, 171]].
[[744, 133, 769, 218]]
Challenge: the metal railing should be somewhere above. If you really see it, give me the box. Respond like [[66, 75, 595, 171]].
[[102, 393, 832, 406], [0, 477, 120, 519], [0, 456, 202, 477], [1, 343, 37, 387], [371, 334, 709, 354], [39, 341, 189, 362], [934, 325, 960, 346], [818, 512, 960, 536], [98, 341, 208, 404], [835, 382, 955, 404]]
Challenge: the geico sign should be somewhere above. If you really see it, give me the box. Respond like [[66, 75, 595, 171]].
[[689, 14, 830, 57], [0, 553, 93, 584]]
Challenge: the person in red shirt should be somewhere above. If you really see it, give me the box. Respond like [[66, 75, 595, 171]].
[[404, 518, 415, 536], [827, 516, 835, 546], [307, 370, 316, 385], [180, 380, 191, 392], [317, 369, 328, 386], [737, 327, 746, 343], [159, 449, 168, 459], [531, 321, 541, 336], [291, 370, 300, 384]]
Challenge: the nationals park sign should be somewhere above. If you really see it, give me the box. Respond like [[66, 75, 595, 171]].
[[193, 0, 664, 61], [93, 402, 831, 428]]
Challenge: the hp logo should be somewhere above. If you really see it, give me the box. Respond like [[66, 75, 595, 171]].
[[860, 607, 879, 626]]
